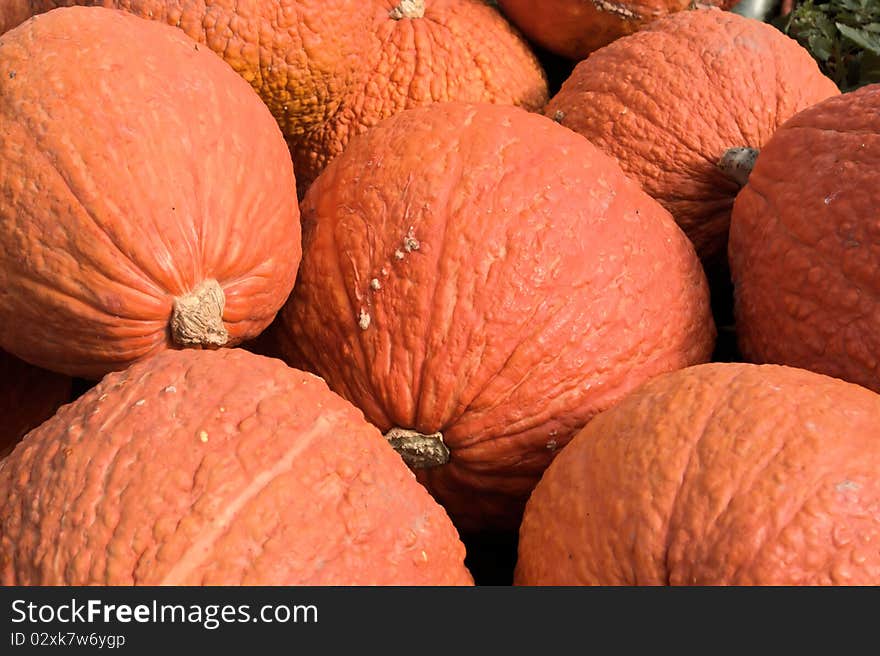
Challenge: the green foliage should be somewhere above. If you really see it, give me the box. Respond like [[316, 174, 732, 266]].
[[775, 0, 880, 91]]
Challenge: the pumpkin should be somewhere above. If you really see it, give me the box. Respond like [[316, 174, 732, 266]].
[[544, 8, 840, 271], [288, 0, 549, 192], [0, 350, 71, 459], [0, 348, 473, 585], [495, 0, 737, 61], [0, 0, 371, 142], [516, 362, 880, 585], [0, 7, 301, 379], [277, 102, 716, 532], [729, 83, 880, 392], [1, 1, 549, 196]]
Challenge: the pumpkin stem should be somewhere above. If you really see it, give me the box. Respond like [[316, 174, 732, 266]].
[[717, 147, 759, 187], [385, 427, 449, 469], [170, 279, 229, 348], [389, 0, 425, 20]]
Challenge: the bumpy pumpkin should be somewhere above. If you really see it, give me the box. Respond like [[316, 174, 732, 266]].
[[495, 0, 736, 60], [1, 1, 549, 195], [0, 7, 301, 379], [544, 8, 840, 270], [278, 102, 716, 531], [0, 348, 473, 585], [0, 350, 71, 459], [729, 84, 880, 392], [289, 0, 549, 192], [516, 362, 880, 585], [0, 0, 371, 141]]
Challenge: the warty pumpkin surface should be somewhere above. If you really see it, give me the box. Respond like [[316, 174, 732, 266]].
[[515, 362, 880, 586], [278, 102, 716, 532], [0, 0, 370, 141], [495, 0, 737, 61], [289, 0, 549, 192], [0, 350, 71, 459], [1, 1, 549, 196], [729, 83, 880, 393], [544, 8, 840, 270], [0, 7, 301, 379], [0, 348, 473, 585]]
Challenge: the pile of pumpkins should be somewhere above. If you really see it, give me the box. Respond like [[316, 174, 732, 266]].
[[1, 0, 878, 586]]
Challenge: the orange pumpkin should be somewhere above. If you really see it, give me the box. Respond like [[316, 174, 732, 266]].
[[0, 348, 473, 585], [289, 0, 549, 192], [544, 8, 840, 270], [277, 102, 716, 531], [0, 7, 301, 379], [516, 362, 880, 585], [0, 350, 71, 459], [0, 0, 371, 142], [1, 1, 549, 195], [729, 83, 880, 392], [496, 0, 737, 60]]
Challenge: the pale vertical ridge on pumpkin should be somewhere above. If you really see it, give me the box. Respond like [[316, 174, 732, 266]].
[[0, 349, 473, 586]]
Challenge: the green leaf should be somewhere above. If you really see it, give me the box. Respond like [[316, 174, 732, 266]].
[[836, 22, 880, 54]]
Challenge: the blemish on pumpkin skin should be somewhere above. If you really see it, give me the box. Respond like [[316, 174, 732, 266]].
[[198, 430, 209, 443], [370, 278, 382, 290], [358, 310, 371, 330]]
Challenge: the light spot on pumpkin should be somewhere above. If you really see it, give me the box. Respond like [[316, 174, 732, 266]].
[[837, 480, 860, 492], [198, 430, 209, 443], [546, 440, 558, 451], [394, 249, 405, 260], [370, 278, 381, 290], [403, 227, 420, 253], [134, 399, 145, 407], [358, 310, 371, 330]]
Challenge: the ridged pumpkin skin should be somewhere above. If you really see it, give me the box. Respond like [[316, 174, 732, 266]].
[[290, 0, 549, 192], [1, 1, 549, 196], [0, 0, 370, 139], [0, 350, 71, 459], [544, 9, 840, 269], [278, 102, 716, 531], [729, 84, 880, 392], [0, 7, 301, 379], [515, 363, 880, 585], [0, 348, 473, 586], [496, 0, 736, 60]]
